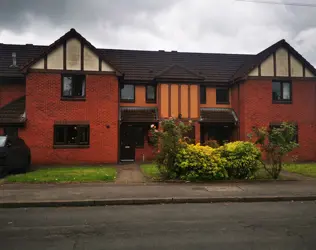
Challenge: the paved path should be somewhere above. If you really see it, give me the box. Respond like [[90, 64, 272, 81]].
[[115, 164, 145, 184], [1, 202, 316, 249], [1, 181, 316, 207]]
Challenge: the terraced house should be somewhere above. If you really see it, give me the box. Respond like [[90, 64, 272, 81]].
[[0, 28, 316, 165]]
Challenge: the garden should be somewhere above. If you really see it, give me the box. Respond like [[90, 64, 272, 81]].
[[143, 118, 300, 181]]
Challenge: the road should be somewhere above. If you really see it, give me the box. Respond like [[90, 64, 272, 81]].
[[1, 202, 316, 250]]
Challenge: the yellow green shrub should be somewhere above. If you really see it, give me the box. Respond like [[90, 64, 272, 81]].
[[175, 143, 228, 181], [217, 141, 261, 179]]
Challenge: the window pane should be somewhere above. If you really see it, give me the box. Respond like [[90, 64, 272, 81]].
[[79, 126, 89, 144], [146, 85, 156, 101], [272, 82, 281, 100], [55, 127, 65, 144], [121, 84, 135, 101], [283, 82, 291, 100], [63, 77, 73, 96], [66, 126, 78, 144], [73, 75, 85, 97], [216, 88, 229, 103], [200, 85, 206, 104]]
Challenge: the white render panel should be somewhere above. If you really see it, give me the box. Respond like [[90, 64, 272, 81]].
[[66, 38, 81, 70], [276, 48, 289, 76], [47, 45, 63, 70], [261, 54, 274, 76], [31, 58, 44, 69], [101, 61, 114, 72], [290, 54, 303, 77], [83, 46, 98, 71], [248, 67, 259, 76], [305, 68, 315, 77]]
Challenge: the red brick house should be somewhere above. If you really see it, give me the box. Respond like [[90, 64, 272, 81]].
[[0, 28, 316, 165]]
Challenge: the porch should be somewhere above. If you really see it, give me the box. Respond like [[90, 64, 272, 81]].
[[199, 108, 239, 145]]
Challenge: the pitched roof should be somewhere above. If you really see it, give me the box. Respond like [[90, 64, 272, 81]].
[[200, 108, 238, 123], [1, 30, 315, 83], [120, 107, 158, 122], [0, 96, 26, 125], [100, 49, 253, 82], [0, 44, 46, 76], [155, 64, 204, 81]]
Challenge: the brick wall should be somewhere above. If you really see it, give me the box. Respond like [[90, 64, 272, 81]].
[[239, 79, 316, 161], [0, 83, 25, 108], [21, 73, 119, 165], [135, 140, 155, 162]]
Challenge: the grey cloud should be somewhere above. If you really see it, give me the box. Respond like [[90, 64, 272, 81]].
[[1, 0, 316, 65]]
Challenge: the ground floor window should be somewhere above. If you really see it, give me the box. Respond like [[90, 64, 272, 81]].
[[4, 127, 18, 137], [200, 124, 234, 145], [54, 124, 89, 147], [269, 123, 298, 143]]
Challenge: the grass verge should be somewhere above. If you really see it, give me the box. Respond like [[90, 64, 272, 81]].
[[283, 164, 316, 178], [5, 166, 117, 183], [140, 164, 161, 180]]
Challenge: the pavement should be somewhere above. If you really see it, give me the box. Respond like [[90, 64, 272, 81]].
[[1, 202, 316, 249], [1, 180, 316, 208]]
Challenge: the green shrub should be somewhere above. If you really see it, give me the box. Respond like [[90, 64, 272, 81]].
[[175, 143, 228, 181], [218, 141, 261, 179]]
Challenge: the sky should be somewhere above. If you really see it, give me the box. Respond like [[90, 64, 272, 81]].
[[1, 0, 316, 65]]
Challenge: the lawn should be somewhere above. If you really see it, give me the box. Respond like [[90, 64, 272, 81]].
[[140, 164, 161, 180], [5, 166, 117, 183], [283, 163, 316, 178]]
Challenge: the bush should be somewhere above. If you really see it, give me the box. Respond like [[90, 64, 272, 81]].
[[218, 141, 261, 179], [203, 140, 220, 148], [175, 143, 228, 181]]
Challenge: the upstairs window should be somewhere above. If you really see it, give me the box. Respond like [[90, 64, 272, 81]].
[[54, 124, 89, 147], [146, 85, 156, 103], [272, 81, 291, 103], [216, 88, 229, 104], [200, 85, 206, 104], [62, 75, 86, 99], [120, 84, 135, 102]]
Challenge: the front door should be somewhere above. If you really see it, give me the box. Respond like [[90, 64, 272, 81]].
[[120, 125, 136, 162]]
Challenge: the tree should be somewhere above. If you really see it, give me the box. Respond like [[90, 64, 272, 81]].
[[250, 122, 299, 179], [149, 118, 192, 179]]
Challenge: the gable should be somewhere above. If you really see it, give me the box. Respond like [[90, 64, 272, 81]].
[[30, 38, 113, 72], [248, 46, 315, 78], [25, 29, 118, 74]]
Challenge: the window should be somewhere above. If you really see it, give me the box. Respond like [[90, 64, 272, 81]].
[[272, 81, 291, 103], [120, 84, 135, 102], [216, 88, 229, 104], [54, 124, 89, 147], [4, 127, 18, 137], [269, 124, 298, 143], [200, 85, 206, 104], [62, 75, 86, 99], [146, 85, 156, 103]]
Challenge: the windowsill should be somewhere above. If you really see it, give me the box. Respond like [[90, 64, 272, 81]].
[[53, 145, 90, 149], [61, 97, 86, 101], [120, 99, 135, 103], [146, 100, 156, 104], [272, 100, 292, 104], [216, 102, 230, 105]]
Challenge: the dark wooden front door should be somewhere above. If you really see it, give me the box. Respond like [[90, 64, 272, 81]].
[[120, 125, 136, 161]]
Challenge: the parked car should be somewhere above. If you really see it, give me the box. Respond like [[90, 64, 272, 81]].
[[0, 136, 31, 177]]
